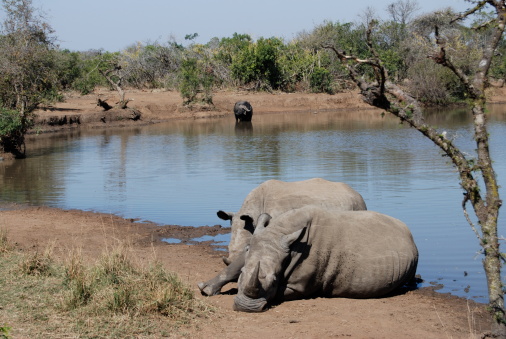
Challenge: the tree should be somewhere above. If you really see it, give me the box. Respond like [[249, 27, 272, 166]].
[[325, 1, 505, 336], [0, 0, 59, 157], [230, 37, 284, 91], [386, 0, 420, 25], [97, 52, 131, 109], [178, 34, 215, 106]]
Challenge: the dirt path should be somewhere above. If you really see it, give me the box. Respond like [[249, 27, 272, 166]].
[[2, 87, 506, 337]]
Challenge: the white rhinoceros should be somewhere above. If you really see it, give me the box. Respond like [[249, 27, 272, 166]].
[[198, 178, 367, 296], [220, 178, 367, 264], [234, 206, 418, 312]]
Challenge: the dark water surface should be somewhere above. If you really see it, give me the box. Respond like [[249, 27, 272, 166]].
[[1, 104, 505, 303]]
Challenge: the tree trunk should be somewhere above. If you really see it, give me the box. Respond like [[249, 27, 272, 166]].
[[323, 2, 505, 332]]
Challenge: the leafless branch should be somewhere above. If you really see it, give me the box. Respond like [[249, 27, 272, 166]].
[[428, 25, 477, 98], [450, 1, 488, 24], [462, 192, 483, 241]]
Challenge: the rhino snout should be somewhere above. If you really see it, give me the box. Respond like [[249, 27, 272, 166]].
[[233, 293, 268, 312]]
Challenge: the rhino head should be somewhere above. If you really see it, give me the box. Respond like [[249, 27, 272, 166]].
[[217, 210, 255, 265], [233, 213, 305, 312]]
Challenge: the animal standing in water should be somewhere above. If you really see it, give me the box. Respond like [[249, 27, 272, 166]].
[[233, 101, 253, 122]]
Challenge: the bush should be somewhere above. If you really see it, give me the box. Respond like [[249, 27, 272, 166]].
[[310, 67, 334, 94], [179, 58, 201, 104], [178, 57, 214, 106], [231, 37, 284, 90], [0, 108, 31, 157]]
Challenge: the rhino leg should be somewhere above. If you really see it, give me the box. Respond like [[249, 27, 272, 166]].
[[198, 252, 245, 296]]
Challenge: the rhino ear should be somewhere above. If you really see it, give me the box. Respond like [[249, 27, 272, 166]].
[[257, 213, 271, 228], [280, 227, 306, 252], [240, 214, 255, 234], [253, 213, 271, 235], [217, 210, 234, 220]]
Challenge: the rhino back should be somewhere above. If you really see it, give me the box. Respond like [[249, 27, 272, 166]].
[[238, 178, 366, 221], [228, 179, 367, 260], [284, 208, 418, 299]]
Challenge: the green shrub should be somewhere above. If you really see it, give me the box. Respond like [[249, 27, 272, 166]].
[[310, 67, 334, 94], [231, 37, 284, 90], [179, 58, 200, 104], [0, 325, 11, 339], [0, 108, 31, 157], [0, 109, 23, 139], [178, 57, 214, 106]]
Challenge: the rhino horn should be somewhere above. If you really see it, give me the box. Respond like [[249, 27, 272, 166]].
[[243, 262, 261, 298], [239, 104, 251, 112], [254, 213, 271, 235]]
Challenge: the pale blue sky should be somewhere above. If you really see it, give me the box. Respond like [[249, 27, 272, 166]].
[[20, 0, 471, 51]]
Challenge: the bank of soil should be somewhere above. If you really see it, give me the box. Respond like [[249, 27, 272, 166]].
[[2, 87, 506, 338], [30, 86, 506, 134], [31, 89, 378, 133]]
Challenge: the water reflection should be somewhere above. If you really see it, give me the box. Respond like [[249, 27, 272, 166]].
[[234, 121, 253, 135], [1, 105, 505, 302]]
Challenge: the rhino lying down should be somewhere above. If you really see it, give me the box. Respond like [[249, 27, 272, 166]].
[[198, 178, 367, 296], [234, 206, 418, 312], [219, 178, 367, 264]]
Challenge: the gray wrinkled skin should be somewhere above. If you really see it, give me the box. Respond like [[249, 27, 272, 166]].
[[222, 178, 367, 264], [233, 101, 253, 122], [234, 206, 418, 312], [197, 179, 367, 296]]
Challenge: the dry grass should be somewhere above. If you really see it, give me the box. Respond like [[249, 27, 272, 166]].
[[0, 228, 11, 253], [0, 231, 213, 338]]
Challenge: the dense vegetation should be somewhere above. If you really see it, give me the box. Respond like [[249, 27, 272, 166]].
[[50, 14, 506, 105], [0, 0, 505, 157]]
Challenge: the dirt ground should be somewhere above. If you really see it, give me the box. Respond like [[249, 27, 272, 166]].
[[2, 87, 506, 338]]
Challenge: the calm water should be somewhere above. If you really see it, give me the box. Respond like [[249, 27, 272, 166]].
[[1, 105, 505, 303]]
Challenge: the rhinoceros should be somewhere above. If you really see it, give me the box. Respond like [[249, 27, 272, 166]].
[[197, 178, 367, 296], [220, 178, 367, 264], [233, 101, 253, 122], [233, 206, 418, 312]]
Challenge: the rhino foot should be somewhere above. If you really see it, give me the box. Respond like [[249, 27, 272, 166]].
[[198, 281, 222, 296]]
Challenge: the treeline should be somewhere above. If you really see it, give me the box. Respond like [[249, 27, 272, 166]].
[[1, 0, 506, 156], [54, 10, 506, 107], [57, 9, 506, 106]]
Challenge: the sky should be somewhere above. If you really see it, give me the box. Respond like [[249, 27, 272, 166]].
[[6, 0, 472, 51]]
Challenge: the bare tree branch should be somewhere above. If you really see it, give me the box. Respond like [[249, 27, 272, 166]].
[[428, 25, 478, 98], [325, 1, 505, 330], [450, 1, 488, 24], [463, 192, 483, 242]]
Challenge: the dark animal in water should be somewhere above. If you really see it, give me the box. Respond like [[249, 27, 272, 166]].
[[234, 101, 253, 122]]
